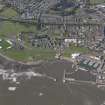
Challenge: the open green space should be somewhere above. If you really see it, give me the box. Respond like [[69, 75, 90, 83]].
[[0, 21, 37, 37], [90, 0, 105, 4], [0, 10, 55, 61], [0, 7, 17, 18], [0, 48, 56, 61], [63, 44, 89, 57], [68, 0, 105, 4], [0, 7, 37, 37]]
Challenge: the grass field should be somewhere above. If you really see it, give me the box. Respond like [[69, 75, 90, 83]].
[[0, 7, 37, 37], [0, 7, 17, 18], [90, 0, 105, 4], [63, 44, 89, 57], [0, 21, 37, 37], [0, 8, 55, 61], [0, 23, 55, 61], [0, 7, 53, 61], [0, 48, 56, 61], [67, 0, 105, 4]]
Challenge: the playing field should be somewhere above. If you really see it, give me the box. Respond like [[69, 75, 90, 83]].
[[63, 44, 89, 57], [0, 48, 56, 61]]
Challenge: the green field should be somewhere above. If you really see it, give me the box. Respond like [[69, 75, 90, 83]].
[[0, 48, 56, 61], [63, 44, 89, 57], [0, 21, 56, 61], [0, 21, 37, 37], [0, 8, 55, 61], [0, 7, 37, 37], [90, 0, 105, 4], [68, 0, 105, 4], [0, 7, 55, 61], [0, 7, 17, 18]]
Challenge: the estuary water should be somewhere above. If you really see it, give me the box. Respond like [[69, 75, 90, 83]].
[[0, 60, 105, 105]]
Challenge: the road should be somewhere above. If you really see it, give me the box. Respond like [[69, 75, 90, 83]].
[[0, 15, 103, 26]]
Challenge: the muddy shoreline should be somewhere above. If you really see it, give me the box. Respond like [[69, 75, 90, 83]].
[[0, 53, 105, 105]]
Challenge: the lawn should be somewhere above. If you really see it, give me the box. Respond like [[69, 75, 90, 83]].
[[90, 0, 105, 4], [0, 14, 55, 61], [0, 21, 37, 37], [0, 17, 55, 61], [67, 0, 105, 4], [0, 48, 56, 61], [0, 7, 17, 18], [0, 7, 37, 37], [63, 44, 89, 57]]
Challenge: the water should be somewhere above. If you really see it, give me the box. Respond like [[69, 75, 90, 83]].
[[0, 60, 105, 105]]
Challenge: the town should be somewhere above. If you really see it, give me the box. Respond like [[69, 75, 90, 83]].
[[0, 0, 105, 105]]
